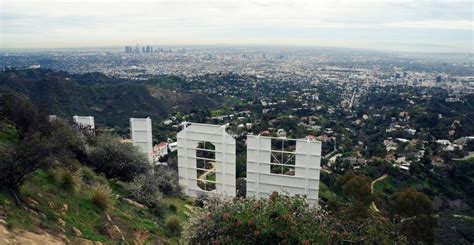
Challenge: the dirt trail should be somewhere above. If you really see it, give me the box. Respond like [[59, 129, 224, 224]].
[[198, 162, 216, 181], [371, 174, 388, 193], [0, 223, 63, 244], [370, 174, 388, 212]]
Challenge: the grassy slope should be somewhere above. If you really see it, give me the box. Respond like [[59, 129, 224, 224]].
[[0, 123, 18, 146], [0, 168, 190, 243], [319, 182, 339, 202]]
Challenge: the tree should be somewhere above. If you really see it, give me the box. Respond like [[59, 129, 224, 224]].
[[86, 134, 150, 181], [0, 89, 50, 140], [389, 188, 436, 244], [0, 90, 86, 199], [0, 132, 55, 190], [342, 175, 373, 219], [165, 151, 178, 171], [236, 152, 247, 178], [331, 158, 351, 174]]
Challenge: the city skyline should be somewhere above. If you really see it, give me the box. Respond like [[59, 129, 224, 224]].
[[1, 0, 472, 53]]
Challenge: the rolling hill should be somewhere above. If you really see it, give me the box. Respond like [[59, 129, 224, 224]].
[[0, 69, 216, 127]]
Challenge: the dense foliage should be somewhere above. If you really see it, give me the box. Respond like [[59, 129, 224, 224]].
[[324, 171, 438, 244], [0, 90, 188, 243], [182, 192, 402, 244], [389, 188, 437, 244], [0, 89, 86, 190], [86, 134, 150, 181], [152, 165, 183, 196]]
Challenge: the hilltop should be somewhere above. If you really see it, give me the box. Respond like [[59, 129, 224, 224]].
[[0, 69, 215, 127]]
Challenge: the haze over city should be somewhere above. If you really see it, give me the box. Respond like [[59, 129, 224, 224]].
[[1, 0, 472, 53]]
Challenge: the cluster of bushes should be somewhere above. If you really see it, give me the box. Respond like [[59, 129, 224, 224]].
[[86, 134, 150, 182], [0, 90, 141, 186], [125, 165, 182, 216], [182, 192, 402, 244], [186, 169, 436, 244]]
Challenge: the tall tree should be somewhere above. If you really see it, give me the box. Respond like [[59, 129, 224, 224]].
[[389, 188, 436, 244]]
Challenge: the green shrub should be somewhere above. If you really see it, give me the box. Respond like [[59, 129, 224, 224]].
[[81, 166, 97, 184], [86, 134, 150, 182], [185, 198, 194, 206], [169, 203, 177, 213], [150, 204, 165, 218], [51, 168, 82, 194], [126, 173, 163, 207], [81, 166, 108, 186], [165, 216, 182, 237], [194, 193, 209, 208], [91, 184, 113, 211], [61, 170, 81, 194], [153, 166, 182, 196]]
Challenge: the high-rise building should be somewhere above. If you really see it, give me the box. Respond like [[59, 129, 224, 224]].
[[126, 44, 157, 53], [125, 46, 133, 53]]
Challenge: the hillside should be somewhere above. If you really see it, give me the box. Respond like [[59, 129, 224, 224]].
[[0, 90, 193, 243], [0, 69, 216, 127], [0, 168, 190, 244]]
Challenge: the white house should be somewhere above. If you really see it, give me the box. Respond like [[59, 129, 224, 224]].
[[153, 142, 168, 160], [168, 142, 178, 152], [73, 116, 95, 129]]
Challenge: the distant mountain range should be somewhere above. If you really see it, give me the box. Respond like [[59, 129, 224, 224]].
[[0, 69, 215, 127]]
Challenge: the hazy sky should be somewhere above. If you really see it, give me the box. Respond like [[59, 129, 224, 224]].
[[1, 0, 472, 53]]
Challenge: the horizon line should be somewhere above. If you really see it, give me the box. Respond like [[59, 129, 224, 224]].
[[1, 43, 472, 56]]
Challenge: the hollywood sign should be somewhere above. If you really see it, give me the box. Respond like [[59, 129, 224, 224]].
[[178, 123, 321, 202], [72, 116, 321, 201]]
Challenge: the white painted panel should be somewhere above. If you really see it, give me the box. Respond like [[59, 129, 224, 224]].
[[177, 123, 236, 198], [246, 135, 321, 203], [130, 118, 153, 163], [73, 116, 95, 129]]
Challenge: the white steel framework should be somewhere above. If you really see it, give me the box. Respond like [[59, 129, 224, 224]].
[[177, 123, 236, 198], [246, 135, 322, 203]]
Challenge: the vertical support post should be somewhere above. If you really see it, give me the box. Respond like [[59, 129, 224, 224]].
[[222, 127, 226, 195], [184, 127, 189, 196], [256, 135, 260, 199], [304, 140, 309, 197]]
